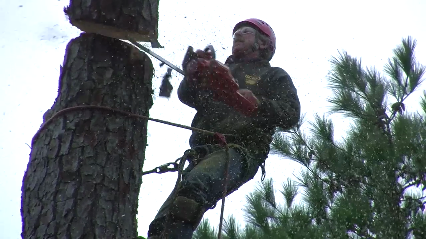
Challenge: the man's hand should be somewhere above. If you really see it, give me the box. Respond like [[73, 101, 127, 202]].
[[237, 89, 260, 107], [183, 48, 214, 86], [185, 58, 210, 86], [194, 49, 214, 60], [182, 47, 213, 76]]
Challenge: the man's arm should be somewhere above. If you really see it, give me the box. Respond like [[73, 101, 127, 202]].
[[253, 69, 301, 129], [177, 77, 198, 109], [177, 77, 214, 110]]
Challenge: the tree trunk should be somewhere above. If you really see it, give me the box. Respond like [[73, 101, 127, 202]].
[[64, 0, 159, 44], [21, 33, 153, 239]]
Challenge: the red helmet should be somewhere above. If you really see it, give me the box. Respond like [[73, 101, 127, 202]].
[[233, 18, 276, 60]]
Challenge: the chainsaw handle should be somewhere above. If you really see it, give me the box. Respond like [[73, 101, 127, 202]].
[[182, 46, 197, 74], [204, 45, 216, 60], [183, 45, 216, 73]]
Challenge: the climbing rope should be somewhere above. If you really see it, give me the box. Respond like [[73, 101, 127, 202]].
[[32, 105, 230, 144], [33, 105, 232, 238], [218, 144, 230, 239], [159, 149, 195, 239]]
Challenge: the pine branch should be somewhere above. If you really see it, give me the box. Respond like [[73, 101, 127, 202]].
[[243, 184, 278, 235], [280, 178, 298, 208], [300, 170, 330, 223], [386, 36, 425, 125], [385, 58, 405, 100], [409, 62, 426, 93], [364, 67, 388, 111], [328, 89, 367, 119], [271, 132, 311, 166], [273, 122, 363, 194], [257, 179, 277, 209], [223, 216, 240, 239], [329, 51, 368, 99], [420, 91, 426, 114], [275, 130, 332, 186], [387, 93, 410, 124], [393, 36, 416, 78], [193, 219, 217, 239], [310, 114, 334, 143]]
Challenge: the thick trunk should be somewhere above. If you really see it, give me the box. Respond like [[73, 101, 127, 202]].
[[21, 33, 153, 239], [64, 0, 159, 43]]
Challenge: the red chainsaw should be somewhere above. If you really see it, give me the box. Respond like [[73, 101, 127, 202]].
[[182, 46, 258, 116], [129, 39, 258, 117]]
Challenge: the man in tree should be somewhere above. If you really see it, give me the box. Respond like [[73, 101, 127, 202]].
[[147, 18, 301, 239]]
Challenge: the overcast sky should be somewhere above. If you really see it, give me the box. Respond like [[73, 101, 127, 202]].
[[1, 0, 426, 238]]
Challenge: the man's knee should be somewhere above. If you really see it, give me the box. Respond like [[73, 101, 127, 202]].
[[170, 196, 205, 229]]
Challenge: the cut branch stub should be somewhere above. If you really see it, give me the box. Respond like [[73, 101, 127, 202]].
[[64, 0, 159, 43]]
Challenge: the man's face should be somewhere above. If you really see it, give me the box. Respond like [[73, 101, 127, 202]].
[[232, 26, 257, 57]]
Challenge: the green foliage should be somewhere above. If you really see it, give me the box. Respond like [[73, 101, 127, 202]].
[[194, 178, 327, 239], [193, 36, 426, 239], [223, 216, 240, 239], [193, 219, 217, 239], [281, 178, 298, 208]]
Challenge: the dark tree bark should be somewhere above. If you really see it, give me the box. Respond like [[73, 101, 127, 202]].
[[21, 33, 153, 239], [64, 0, 160, 44]]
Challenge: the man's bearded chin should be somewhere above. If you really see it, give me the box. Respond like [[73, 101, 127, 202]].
[[232, 45, 244, 57]]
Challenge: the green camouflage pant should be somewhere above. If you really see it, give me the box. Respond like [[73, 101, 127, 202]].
[[148, 144, 265, 238]]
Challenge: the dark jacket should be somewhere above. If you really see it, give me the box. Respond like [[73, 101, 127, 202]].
[[178, 56, 300, 157]]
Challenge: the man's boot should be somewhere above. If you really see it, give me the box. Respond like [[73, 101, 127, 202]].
[[158, 196, 205, 239]]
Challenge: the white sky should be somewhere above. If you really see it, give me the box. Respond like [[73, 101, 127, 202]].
[[1, 0, 426, 238]]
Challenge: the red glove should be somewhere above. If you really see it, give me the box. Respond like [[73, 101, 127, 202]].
[[237, 89, 261, 108], [193, 49, 214, 60], [183, 48, 214, 85]]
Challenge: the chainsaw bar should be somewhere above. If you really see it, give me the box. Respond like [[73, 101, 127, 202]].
[[129, 38, 185, 75]]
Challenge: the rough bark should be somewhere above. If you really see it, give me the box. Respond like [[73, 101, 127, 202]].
[[21, 33, 153, 239], [64, 0, 159, 43]]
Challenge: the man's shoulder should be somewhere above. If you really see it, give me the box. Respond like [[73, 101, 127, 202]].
[[268, 66, 290, 77], [264, 66, 292, 81]]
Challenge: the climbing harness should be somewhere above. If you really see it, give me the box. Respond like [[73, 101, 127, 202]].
[[33, 105, 233, 239]]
